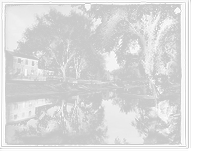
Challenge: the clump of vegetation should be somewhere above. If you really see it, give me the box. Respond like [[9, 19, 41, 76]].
[[156, 100, 181, 144], [16, 126, 39, 137], [140, 100, 181, 144], [38, 116, 58, 133]]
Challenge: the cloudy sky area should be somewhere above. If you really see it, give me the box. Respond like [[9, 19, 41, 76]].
[[5, 4, 182, 72], [5, 5, 74, 51], [5, 4, 119, 71]]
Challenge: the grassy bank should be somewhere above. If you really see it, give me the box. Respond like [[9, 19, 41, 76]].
[[5, 81, 122, 102]]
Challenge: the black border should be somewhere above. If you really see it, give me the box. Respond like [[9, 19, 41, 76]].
[[2, 2, 188, 150]]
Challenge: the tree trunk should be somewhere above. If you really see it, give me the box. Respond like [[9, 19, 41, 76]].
[[75, 68, 78, 79], [61, 66, 66, 82], [76, 72, 79, 79], [55, 100, 65, 121]]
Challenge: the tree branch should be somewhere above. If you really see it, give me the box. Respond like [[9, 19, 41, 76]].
[[48, 47, 61, 67], [127, 21, 146, 52]]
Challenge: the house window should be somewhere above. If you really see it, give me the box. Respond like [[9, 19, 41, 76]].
[[14, 105, 18, 110], [16, 68, 21, 74], [25, 59, 28, 65], [29, 101, 33, 107], [31, 70, 34, 75], [22, 113, 25, 117], [18, 58, 22, 63], [43, 71, 47, 76], [32, 61, 35, 66], [14, 115, 18, 120]]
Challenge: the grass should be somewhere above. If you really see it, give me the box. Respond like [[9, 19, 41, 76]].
[[44, 83, 61, 91], [25, 84, 40, 89]]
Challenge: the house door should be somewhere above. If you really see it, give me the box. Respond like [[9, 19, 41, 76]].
[[24, 68, 27, 77]]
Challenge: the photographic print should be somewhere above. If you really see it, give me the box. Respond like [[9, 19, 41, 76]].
[[1, 1, 190, 148]]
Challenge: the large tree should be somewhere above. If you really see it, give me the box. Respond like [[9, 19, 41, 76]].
[[17, 9, 105, 82], [155, 18, 181, 78], [111, 62, 145, 81], [84, 52, 105, 80], [90, 4, 181, 82]]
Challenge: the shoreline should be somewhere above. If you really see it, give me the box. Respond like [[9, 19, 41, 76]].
[[5, 80, 180, 101], [5, 81, 122, 103]]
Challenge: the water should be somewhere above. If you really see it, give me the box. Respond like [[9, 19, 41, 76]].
[[5, 89, 181, 145]]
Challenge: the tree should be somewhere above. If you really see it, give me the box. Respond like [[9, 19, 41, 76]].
[[84, 52, 105, 80], [155, 19, 181, 78], [17, 9, 101, 82], [68, 13, 96, 79], [112, 64, 142, 78], [91, 4, 180, 81]]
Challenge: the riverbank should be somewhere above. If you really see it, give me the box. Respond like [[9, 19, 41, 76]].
[[5, 81, 121, 103], [155, 82, 181, 145]]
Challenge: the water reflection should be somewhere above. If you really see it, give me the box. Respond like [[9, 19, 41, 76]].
[[6, 99, 52, 123], [5, 89, 181, 145]]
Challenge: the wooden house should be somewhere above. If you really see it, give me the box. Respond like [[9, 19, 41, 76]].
[[5, 51, 54, 81], [5, 51, 39, 80]]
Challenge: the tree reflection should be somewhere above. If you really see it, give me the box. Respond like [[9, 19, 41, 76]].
[[7, 93, 107, 145], [132, 99, 157, 136], [35, 95, 105, 143], [132, 105, 168, 144], [111, 90, 181, 145], [63, 94, 104, 133], [112, 92, 139, 114]]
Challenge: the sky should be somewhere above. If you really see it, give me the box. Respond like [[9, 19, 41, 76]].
[[5, 4, 73, 51]]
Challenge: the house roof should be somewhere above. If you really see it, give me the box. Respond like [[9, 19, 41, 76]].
[[5, 50, 38, 60]]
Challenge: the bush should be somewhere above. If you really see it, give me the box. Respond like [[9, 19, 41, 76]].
[[38, 116, 58, 132]]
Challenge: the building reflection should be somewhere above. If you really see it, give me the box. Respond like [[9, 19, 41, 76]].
[[7, 99, 52, 123]]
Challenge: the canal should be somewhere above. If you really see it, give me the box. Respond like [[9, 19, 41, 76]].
[[5, 87, 168, 146]]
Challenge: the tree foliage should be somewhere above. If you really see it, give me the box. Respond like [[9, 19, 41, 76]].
[[112, 64, 142, 78], [155, 18, 181, 78], [85, 4, 180, 81], [18, 10, 93, 81], [84, 52, 105, 80], [92, 4, 181, 82]]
